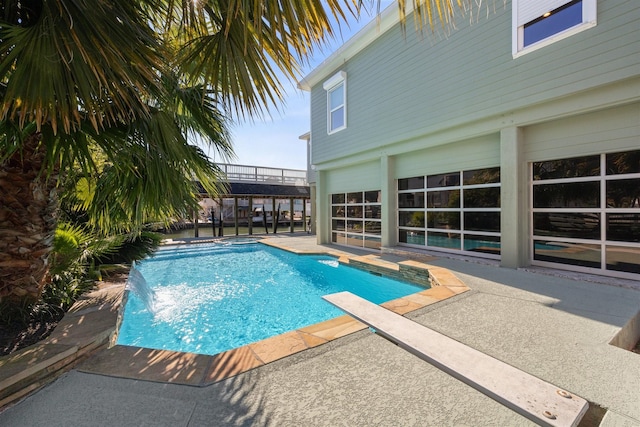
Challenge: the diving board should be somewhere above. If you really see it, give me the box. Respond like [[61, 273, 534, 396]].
[[323, 292, 588, 427]]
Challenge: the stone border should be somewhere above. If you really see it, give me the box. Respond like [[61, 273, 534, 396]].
[[0, 282, 122, 410]]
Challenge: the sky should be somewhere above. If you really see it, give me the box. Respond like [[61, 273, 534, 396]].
[[205, 1, 396, 171]]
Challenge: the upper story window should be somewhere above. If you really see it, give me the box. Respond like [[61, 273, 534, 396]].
[[323, 71, 346, 134], [513, 0, 596, 57]]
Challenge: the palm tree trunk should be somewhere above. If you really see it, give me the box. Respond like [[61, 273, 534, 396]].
[[0, 132, 58, 305]]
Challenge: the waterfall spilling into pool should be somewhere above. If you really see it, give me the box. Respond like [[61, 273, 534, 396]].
[[126, 263, 156, 313]]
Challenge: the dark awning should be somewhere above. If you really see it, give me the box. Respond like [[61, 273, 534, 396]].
[[196, 181, 310, 198]]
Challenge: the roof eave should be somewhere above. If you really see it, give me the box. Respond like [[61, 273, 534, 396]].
[[298, 3, 406, 92]]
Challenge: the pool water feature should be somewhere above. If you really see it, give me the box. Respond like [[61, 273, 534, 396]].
[[117, 241, 427, 356]]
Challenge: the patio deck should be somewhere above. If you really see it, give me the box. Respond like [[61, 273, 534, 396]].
[[1, 235, 639, 426]]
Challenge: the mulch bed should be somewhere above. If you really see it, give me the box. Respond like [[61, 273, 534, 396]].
[[0, 312, 64, 357]]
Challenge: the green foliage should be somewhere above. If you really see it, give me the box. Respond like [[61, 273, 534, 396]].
[[48, 223, 113, 311], [46, 222, 162, 312], [98, 231, 163, 265]]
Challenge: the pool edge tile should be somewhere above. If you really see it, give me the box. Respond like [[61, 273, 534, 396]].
[[77, 345, 210, 385], [248, 331, 308, 364], [203, 346, 265, 384], [381, 298, 423, 315], [299, 315, 367, 341], [296, 330, 329, 348]]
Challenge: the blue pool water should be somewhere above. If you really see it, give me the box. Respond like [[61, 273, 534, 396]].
[[117, 241, 426, 355]]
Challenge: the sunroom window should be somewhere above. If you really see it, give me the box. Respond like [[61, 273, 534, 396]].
[[513, 0, 596, 57]]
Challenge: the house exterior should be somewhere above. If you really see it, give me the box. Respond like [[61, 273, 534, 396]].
[[299, 0, 640, 280]]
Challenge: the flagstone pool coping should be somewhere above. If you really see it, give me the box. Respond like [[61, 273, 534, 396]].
[[0, 238, 468, 409]]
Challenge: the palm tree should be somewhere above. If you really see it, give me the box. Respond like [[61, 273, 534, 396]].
[[0, 0, 462, 306]]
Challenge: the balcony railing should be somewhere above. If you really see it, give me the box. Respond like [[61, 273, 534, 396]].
[[217, 163, 307, 185]]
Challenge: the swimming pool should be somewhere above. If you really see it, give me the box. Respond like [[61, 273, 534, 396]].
[[116, 241, 426, 356]]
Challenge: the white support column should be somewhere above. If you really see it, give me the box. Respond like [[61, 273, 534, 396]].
[[381, 155, 396, 248], [316, 170, 329, 244], [309, 185, 316, 235], [500, 127, 529, 268]]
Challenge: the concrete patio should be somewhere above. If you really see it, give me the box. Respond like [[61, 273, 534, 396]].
[[0, 235, 639, 426]]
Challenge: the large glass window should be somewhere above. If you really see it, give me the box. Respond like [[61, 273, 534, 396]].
[[398, 166, 501, 258], [532, 149, 640, 278], [513, 0, 597, 57], [331, 190, 381, 249]]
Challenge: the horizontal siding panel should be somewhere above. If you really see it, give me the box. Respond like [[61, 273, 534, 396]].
[[326, 161, 381, 194], [310, 0, 639, 165], [395, 134, 501, 179], [523, 103, 640, 161]]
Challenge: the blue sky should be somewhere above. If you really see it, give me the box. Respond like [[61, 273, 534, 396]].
[[206, 2, 395, 171]]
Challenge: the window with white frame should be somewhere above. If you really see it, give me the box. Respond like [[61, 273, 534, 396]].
[[397, 167, 501, 259], [512, 0, 596, 57], [331, 190, 382, 250], [531, 149, 640, 279], [323, 71, 346, 134]]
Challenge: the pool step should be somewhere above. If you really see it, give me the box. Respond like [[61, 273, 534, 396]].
[[323, 291, 589, 427]]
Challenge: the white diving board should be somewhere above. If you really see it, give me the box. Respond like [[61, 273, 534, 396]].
[[323, 291, 588, 427]]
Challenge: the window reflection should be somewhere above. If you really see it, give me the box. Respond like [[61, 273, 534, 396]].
[[464, 187, 500, 208], [399, 211, 425, 227], [427, 212, 460, 229], [347, 192, 363, 204], [332, 232, 346, 244], [399, 229, 425, 245], [606, 150, 640, 175], [345, 234, 364, 246], [332, 219, 345, 231], [523, 0, 583, 47], [607, 213, 640, 242], [534, 240, 601, 268], [606, 245, 640, 274], [533, 213, 600, 239], [606, 178, 640, 208], [346, 220, 363, 232], [427, 190, 459, 208], [463, 167, 500, 185], [427, 172, 460, 188], [363, 236, 381, 250], [365, 205, 381, 219], [428, 232, 461, 250], [398, 176, 424, 190], [365, 191, 381, 203], [365, 221, 382, 235], [465, 212, 501, 232], [347, 206, 363, 218], [399, 192, 425, 208], [533, 155, 600, 180], [464, 235, 501, 254], [533, 182, 600, 208]]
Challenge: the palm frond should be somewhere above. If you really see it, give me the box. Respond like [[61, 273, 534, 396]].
[[0, 0, 166, 134], [175, 0, 358, 117]]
